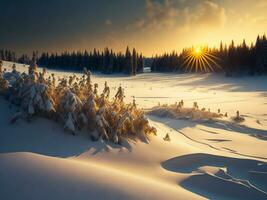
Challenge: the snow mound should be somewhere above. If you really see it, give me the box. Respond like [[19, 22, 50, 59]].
[[162, 153, 267, 200]]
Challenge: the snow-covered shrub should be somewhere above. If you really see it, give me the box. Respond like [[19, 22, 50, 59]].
[[5, 63, 56, 117], [26, 83, 56, 115], [148, 101, 222, 122], [59, 89, 83, 134], [232, 111, 245, 122], [2, 62, 156, 144], [0, 61, 9, 94], [163, 133, 171, 141], [102, 81, 110, 98], [3, 63, 21, 87]]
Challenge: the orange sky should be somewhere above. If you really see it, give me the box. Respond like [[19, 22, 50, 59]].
[[1, 0, 266, 56], [107, 0, 267, 56]]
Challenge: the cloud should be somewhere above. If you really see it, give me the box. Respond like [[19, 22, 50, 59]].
[[105, 19, 112, 26], [133, 0, 179, 30], [131, 0, 226, 31], [185, 1, 226, 29]]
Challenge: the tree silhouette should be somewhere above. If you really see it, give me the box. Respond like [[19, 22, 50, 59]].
[[151, 34, 267, 76]]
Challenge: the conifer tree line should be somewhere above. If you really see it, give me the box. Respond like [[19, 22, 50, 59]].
[[0, 49, 17, 62], [151, 34, 267, 76], [37, 47, 144, 75], [0, 47, 144, 75]]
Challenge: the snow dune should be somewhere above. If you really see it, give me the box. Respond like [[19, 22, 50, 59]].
[[0, 152, 195, 200], [163, 153, 267, 200], [0, 61, 267, 199]]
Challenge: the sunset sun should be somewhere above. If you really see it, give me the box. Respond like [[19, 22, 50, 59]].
[[181, 46, 221, 73], [193, 47, 202, 56]]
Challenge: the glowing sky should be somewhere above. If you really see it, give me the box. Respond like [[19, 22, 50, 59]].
[[0, 0, 266, 56]]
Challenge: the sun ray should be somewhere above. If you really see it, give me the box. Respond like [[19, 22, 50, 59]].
[[191, 56, 198, 72], [202, 57, 213, 72], [199, 57, 206, 72], [187, 56, 196, 72], [181, 54, 193, 67], [196, 56, 200, 72], [200, 56, 206, 72], [202, 56, 213, 72], [204, 52, 221, 61], [183, 54, 195, 71], [204, 54, 221, 69]]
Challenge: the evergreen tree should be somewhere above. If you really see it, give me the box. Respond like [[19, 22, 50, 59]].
[[132, 48, 137, 75], [125, 46, 133, 75]]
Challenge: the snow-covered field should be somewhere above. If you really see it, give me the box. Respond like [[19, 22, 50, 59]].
[[1, 61, 267, 200]]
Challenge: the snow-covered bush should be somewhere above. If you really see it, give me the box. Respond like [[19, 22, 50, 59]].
[[59, 89, 83, 134], [148, 101, 222, 122], [232, 111, 245, 122], [163, 133, 171, 141], [2, 62, 156, 144], [0, 61, 9, 94], [5, 63, 56, 117], [3, 63, 21, 87]]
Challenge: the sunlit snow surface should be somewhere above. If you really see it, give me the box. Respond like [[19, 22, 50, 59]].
[[0, 61, 267, 200]]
